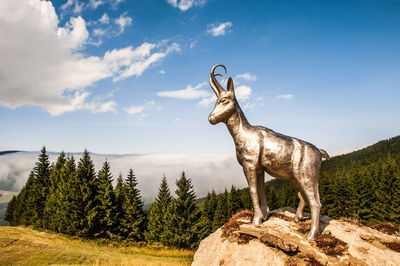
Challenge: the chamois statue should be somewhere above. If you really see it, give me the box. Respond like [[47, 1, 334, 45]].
[[208, 64, 330, 239]]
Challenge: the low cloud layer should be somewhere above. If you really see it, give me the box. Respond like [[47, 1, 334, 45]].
[[0, 152, 255, 203]]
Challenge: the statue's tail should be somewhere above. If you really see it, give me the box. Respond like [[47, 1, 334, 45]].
[[319, 149, 330, 160]]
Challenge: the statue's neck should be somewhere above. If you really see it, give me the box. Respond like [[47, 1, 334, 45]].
[[225, 102, 250, 140]]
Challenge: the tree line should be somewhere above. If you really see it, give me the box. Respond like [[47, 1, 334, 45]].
[[5, 147, 246, 249]]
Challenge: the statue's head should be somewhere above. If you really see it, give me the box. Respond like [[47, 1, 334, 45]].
[[208, 65, 236, 125]]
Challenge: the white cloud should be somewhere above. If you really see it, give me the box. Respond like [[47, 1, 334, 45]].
[[277, 94, 295, 100], [235, 72, 256, 81], [235, 85, 252, 100], [198, 95, 216, 107], [108, 42, 181, 81], [207, 21, 232, 37], [159, 70, 166, 74], [0, 0, 180, 115], [157, 82, 211, 99], [99, 13, 110, 24], [125, 100, 156, 117], [60, 0, 84, 13], [190, 40, 197, 49], [243, 102, 256, 110], [166, 0, 207, 11], [115, 13, 132, 35], [89, 0, 104, 9], [0, 151, 247, 203], [93, 28, 105, 36], [256, 97, 264, 101]]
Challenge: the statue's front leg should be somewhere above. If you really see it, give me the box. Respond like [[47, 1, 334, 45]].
[[243, 166, 264, 224]]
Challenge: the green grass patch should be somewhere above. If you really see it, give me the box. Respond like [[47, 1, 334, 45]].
[[0, 226, 194, 265]]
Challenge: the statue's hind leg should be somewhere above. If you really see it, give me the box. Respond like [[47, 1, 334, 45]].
[[299, 182, 321, 239], [290, 180, 306, 223], [294, 191, 306, 223], [257, 170, 269, 220]]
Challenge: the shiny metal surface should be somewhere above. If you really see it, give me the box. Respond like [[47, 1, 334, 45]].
[[208, 64, 330, 239]]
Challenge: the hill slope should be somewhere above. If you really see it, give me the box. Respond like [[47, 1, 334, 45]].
[[0, 226, 193, 265]]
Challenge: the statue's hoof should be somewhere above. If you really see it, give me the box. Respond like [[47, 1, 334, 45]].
[[307, 231, 320, 240], [252, 216, 262, 224], [294, 216, 300, 223]]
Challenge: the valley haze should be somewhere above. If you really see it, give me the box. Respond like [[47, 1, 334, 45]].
[[0, 151, 246, 203]]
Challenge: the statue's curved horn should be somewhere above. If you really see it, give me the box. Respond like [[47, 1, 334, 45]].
[[210, 64, 227, 96]]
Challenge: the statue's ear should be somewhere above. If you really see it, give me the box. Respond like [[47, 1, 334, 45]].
[[227, 77, 235, 94]]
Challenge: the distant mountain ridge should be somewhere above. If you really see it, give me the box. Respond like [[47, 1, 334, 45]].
[[0, 151, 21, 156]]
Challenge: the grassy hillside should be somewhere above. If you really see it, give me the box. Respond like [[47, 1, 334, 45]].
[[0, 226, 194, 265]]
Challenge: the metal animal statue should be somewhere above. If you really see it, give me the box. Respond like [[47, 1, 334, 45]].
[[208, 64, 330, 239]]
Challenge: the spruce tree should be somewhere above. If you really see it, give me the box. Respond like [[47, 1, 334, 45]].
[[163, 171, 201, 249], [32, 146, 51, 228], [267, 185, 279, 211], [146, 175, 172, 243], [44, 151, 66, 231], [75, 150, 99, 237], [114, 173, 125, 234], [5, 195, 17, 225], [60, 156, 80, 235], [212, 191, 229, 231], [389, 155, 400, 226], [357, 169, 377, 225], [374, 156, 395, 222], [228, 185, 243, 216], [96, 160, 118, 237], [122, 169, 146, 241]]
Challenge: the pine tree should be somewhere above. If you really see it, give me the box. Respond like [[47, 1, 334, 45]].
[[146, 175, 172, 243], [267, 185, 279, 211], [44, 151, 66, 231], [122, 169, 146, 241], [18, 171, 36, 225], [5, 195, 17, 225], [212, 191, 229, 231], [163, 171, 201, 249], [374, 156, 396, 222], [114, 173, 125, 234], [60, 156, 80, 235], [240, 189, 252, 210], [96, 160, 118, 237], [357, 169, 377, 225], [389, 155, 400, 226], [228, 185, 243, 216], [32, 146, 51, 228], [75, 150, 99, 237]]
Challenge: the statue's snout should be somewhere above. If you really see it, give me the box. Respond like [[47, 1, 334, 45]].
[[208, 114, 217, 125]]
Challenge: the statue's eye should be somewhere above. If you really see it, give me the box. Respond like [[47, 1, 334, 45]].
[[220, 98, 229, 104]]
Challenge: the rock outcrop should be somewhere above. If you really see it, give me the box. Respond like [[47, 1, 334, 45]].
[[192, 207, 400, 266]]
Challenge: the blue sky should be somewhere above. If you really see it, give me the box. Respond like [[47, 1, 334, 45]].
[[1, 0, 399, 155]]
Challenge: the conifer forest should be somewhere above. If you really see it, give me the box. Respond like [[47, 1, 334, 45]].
[[5, 136, 400, 250]]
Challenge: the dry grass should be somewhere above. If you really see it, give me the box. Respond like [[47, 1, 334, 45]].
[[381, 241, 400, 252], [0, 226, 194, 265], [314, 232, 348, 256], [371, 222, 400, 236], [221, 210, 254, 244]]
